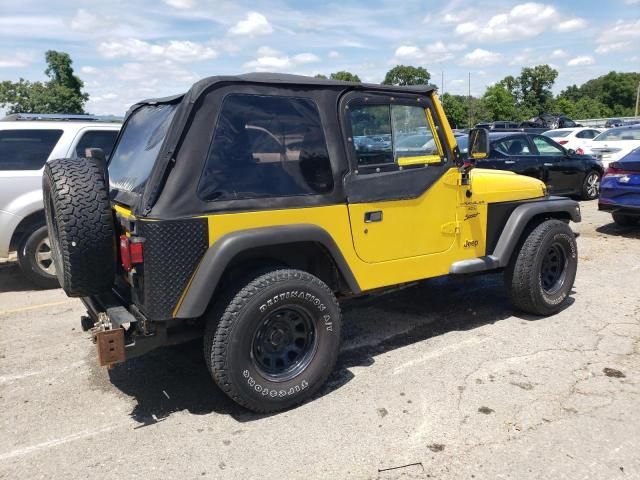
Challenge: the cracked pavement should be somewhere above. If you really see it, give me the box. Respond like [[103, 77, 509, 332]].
[[1, 200, 638, 479]]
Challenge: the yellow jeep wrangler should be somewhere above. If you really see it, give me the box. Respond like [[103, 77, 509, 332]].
[[43, 73, 580, 412]]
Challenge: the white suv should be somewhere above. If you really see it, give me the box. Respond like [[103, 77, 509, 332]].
[[0, 114, 120, 287]]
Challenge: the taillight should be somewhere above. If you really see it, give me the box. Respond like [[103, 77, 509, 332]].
[[604, 162, 634, 176], [119, 235, 144, 271], [576, 148, 584, 155], [558, 140, 568, 145]]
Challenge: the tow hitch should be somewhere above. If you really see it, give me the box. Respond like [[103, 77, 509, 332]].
[[91, 312, 126, 368]]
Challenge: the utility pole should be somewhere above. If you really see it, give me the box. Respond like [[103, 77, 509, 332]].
[[468, 72, 472, 128], [441, 71, 444, 96], [635, 81, 640, 117]]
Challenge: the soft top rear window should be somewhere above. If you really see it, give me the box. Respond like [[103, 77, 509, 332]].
[[108, 104, 176, 194]]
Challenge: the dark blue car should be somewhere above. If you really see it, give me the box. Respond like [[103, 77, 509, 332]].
[[599, 147, 640, 226]]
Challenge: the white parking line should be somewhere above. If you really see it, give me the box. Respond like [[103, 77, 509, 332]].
[[392, 337, 491, 374], [0, 360, 88, 385], [0, 423, 126, 461]]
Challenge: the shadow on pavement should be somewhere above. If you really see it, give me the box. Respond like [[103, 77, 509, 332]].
[[0, 261, 56, 293], [106, 272, 570, 424], [595, 222, 640, 240]]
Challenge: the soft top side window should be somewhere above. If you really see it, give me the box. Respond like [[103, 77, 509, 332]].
[[198, 94, 334, 202]]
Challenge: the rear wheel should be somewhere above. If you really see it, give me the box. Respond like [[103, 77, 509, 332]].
[[580, 170, 600, 200], [204, 269, 341, 412], [505, 219, 578, 316], [17, 225, 59, 289], [612, 213, 639, 226]]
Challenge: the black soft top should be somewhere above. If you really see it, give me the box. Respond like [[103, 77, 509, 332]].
[[129, 73, 435, 114], [116, 73, 437, 217]]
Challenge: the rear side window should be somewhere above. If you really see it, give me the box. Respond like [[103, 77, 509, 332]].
[[544, 130, 571, 138], [74, 130, 119, 159], [0, 129, 62, 170], [198, 94, 333, 201], [492, 137, 533, 156], [108, 104, 176, 193]]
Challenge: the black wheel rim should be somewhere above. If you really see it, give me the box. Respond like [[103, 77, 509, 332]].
[[540, 242, 568, 295], [251, 306, 317, 382]]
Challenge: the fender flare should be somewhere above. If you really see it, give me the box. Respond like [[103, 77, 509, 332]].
[[175, 224, 360, 318], [450, 197, 581, 274]]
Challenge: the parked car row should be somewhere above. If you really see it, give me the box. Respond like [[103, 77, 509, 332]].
[[458, 131, 603, 200], [0, 114, 121, 286]]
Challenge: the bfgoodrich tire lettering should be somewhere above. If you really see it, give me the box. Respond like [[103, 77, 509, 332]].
[[505, 219, 578, 316], [204, 269, 341, 413], [43, 157, 116, 297]]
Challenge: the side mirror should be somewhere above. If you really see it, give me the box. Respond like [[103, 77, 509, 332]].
[[468, 128, 490, 160], [85, 147, 106, 163], [566, 148, 576, 156]]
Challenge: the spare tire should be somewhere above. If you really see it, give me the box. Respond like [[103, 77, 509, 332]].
[[43, 157, 116, 297]]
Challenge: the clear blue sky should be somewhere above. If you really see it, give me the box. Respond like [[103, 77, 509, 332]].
[[0, 0, 638, 115]]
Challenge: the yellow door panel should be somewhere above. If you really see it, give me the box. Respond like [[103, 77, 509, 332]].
[[347, 168, 459, 263]]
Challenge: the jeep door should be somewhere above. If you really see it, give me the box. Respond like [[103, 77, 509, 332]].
[[342, 93, 458, 263]]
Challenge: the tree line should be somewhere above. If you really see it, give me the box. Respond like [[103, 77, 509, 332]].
[[1, 52, 638, 127]]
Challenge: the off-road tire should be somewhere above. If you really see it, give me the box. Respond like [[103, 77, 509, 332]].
[[505, 219, 578, 316], [612, 213, 639, 226], [204, 269, 341, 413], [17, 225, 59, 289], [43, 157, 115, 297], [580, 170, 600, 200]]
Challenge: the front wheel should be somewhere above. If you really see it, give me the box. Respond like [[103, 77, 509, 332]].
[[505, 219, 578, 316], [17, 225, 60, 289], [580, 170, 600, 200], [204, 269, 342, 412]]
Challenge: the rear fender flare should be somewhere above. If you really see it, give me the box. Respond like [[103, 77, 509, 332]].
[[176, 224, 360, 318]]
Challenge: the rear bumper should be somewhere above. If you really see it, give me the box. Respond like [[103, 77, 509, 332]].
[[598, 202, 640, 216], [81, 291, 168, 366]]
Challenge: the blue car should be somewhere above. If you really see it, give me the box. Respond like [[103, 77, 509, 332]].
[[599, 147, 640, 225]]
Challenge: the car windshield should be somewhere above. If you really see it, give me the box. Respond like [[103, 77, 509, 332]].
[[544, 130, 571, 138], [108, 104, 177, 194], [594, 128, 640, 141]]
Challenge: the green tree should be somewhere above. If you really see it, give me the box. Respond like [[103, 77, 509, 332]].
[[481, 84, 517, 121], [382, 65, 431, 86], [558, 71, 640, 117], [440, 93, 468, 128], [0, 50, 88, 114], [329, 71, 361, 83], [314, 74, 328, 80], [518, 65, 558, 117]]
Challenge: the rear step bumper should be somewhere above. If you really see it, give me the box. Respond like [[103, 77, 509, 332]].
[[80, 291, 168, 368]]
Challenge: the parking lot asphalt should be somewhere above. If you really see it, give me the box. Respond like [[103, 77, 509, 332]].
[[0, 199, 638, 480]]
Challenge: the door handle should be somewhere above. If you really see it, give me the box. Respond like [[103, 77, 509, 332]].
[[543, 162, 553, 166], [364, 211, 383, 223], [504, 160, 516, 164]]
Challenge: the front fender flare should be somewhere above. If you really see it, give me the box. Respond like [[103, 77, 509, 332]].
[[450, 197, 581, 274], [175, 224, 360, 318]]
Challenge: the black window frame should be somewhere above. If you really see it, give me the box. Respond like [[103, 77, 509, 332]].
[[196, 92, 335, 203], [341, 93, 449, 175], [0, 128, 63, 171], [339, 91, 453, 203]]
